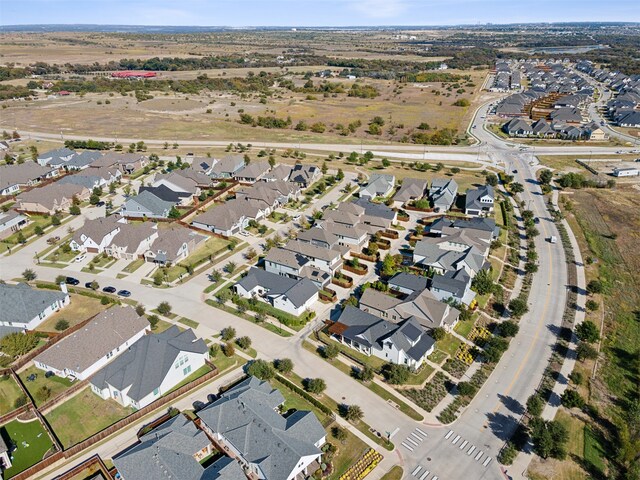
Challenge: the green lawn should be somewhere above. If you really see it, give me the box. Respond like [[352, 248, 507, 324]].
[[428, 349, 448, 365], [18, 365, 74, 407], [380, 466, 404, 480], [163, 236, 231, 282], [165, 365, 213, 395], [318, 331, 387, 371], [151, 318, 175, 333], [405, 363, 436, 386], [209, 351, 247, 373], [437, 333, 463, 357], [43, 244, 78, 263], [2, 214, 54, 246], [123, 258, 145, 273], [583, 426, 607, 475], [0, 375, 24, 415], [36, 294, 108, 332], [0, 418, 53, 478], [454, 320, 475, 339], [45, 388, 133, 448], [205, 299, 293, 337], [178, 317, 199, 329]]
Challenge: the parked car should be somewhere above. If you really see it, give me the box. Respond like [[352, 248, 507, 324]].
[[84, 281, 98, 289], [534, 217, 540, 224], [65, 277, 80, 285], [102, 286, 116, 294], [240, 230, 250, 237], [44, 371, 55, 378], [74, 253, 86, 263], [96, 201, 105, 207], [548, 236, 557, 244], [46, 236, 60, 245], [117, 290, 131, 297]]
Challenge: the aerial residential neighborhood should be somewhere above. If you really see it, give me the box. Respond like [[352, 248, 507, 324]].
[[0, 11, 638, 480]]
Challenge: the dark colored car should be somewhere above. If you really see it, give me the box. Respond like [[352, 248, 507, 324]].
[[96, 201, 105, 207], [45, 371, 55, 378], [534, 217, 540, 224], [85, 281, 94, 289], [65, 277, 80, 285], [102, 286, 117, 294], [117, 290, 131, 297]]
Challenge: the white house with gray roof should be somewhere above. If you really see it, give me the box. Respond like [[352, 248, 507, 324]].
[[120, 190, 175, 219], [0, 283, 69, 335], [464, 184, 494, 217], [431, 269, 476, 306], [430, 178, 458, 212], [70, 215, 123, 253], [37, 148, 75, 167], [0, 162, 59, 195], [113, 414, 245, 480], [359, 173, 395, 200], [34, 306, 149, 380], [328, 306, 435, 370], [90, 326, 208, 409], [235, 267, 319, 316], [392, 177, 427, 208], [197, 376, 326, 480]]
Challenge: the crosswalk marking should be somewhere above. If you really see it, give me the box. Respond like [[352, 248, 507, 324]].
[[475, 450, 484, 461], [459, 440, 468, 450], [415, 427, 428, 437], [445, 430, 454, 439], [412, 466, 422, 476], [419, 470, 430, 480], [483, 457, 492, 467], [452, 434, 461, 445], [467, 445, 476, 455], [407, 437, 419, 447], [402, 442, 414, 451], [411, 432, 423, 441]]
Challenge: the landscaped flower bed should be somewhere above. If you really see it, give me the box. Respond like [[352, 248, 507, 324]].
[[332, 272, 353, 288], [401, 371, 451, 412], [442, 357, 469, 378], [344, 262, 368, 275]]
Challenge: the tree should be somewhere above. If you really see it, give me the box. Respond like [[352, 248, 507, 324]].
[[321, 161, 328, 175], [55, 319, 69, 331], [322, 343, 340, 360], [484, 336, 509, 363], [471, 269, 494, 295], [148, 314, 160, 330], [221, 326, 236, 341], [450, 167, 460, 175], [304, 377, 326, 395], [168, 206, 181, 219], [530, 418, 568, 460], [157, 301, 172, 316], [37, 385, 52, 402], [432, 327, 446, 341], [499, 320, 520, 338], [135, 304, 146, 317], [584, 299, 599, 312], [498, 443, 518, 465], [89, 281, 99, 291], [457, 382, 477, 397], [486, 173, 498, 186], [343, 404, 364, 422], [209, 269, 222, 283], [561, 389, 585, 409], [274, 358, 293, 375], [153, 270, 164, 286], [22, 268, 36, 281], [247, 359, 275, 380], [236, 336, 252, 350], [332, 426, 347, 442], [510, 182, 524, 194], [0, 332, 39, 357], [69, 205, 81, 215], [508, 297, 529, 318], [527, 394, 545, 417], [381, 158, 391, 168], [524, 262, 539, 274], [101, 296, 110, 305], [357, 365, 375, 382], [34, 225, 44, 236], [586, 279, 603, 295], [382, 363, 410, 385], [51, 215, 61, 226], [576, 320, 599, 343], [222, 342, 235, 357], [539, 169, 553, 185], [336, 168, 344, 181], [225, 262, 236, 275], [55, 275, 66, 284], [576, 342, 598, 361]]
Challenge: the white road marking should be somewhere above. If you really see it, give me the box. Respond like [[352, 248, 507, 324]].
[[407, 437, 419, 446], [389, 427, 400, 439], [459, 440, 468, 450], [419, 471, 430, 480], [483, 457, 492, 467], [402, 442, 415, 451], [412, 466, 422, 476], [445, 430, 454, 439], [415, 427, 428, 437], [475, 450, 484, 461], [467, 445, 476, 455], [452, 434, 461, 445], [411, 432, 423, 441]]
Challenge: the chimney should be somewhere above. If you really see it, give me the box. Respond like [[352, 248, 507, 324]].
[[60, 282, 68, 294]]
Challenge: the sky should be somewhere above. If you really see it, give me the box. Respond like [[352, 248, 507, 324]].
[[1, 0, 639, 26]]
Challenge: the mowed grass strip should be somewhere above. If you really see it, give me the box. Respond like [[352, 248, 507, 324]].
[[0, 374, 24, 415]]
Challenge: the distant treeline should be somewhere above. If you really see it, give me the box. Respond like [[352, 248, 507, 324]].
[[64, 140, 113, 150], [0, 84, 34, 100]]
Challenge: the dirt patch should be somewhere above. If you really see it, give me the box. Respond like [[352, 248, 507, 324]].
[[137, 98, 207, 113]]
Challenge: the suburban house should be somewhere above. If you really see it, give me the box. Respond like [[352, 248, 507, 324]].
[[324, 199, 396, 233], [234, 267, 319, 316], [430, 269, 476, 305], [120, 190, 175, 219], [91, 153, 148, 174], [112, 414, 246, 480], [392, 177, 427, 208], [61, 151, 103, 171], [359, 174, 395, 200], [57, 166, 121, 190], [531, 118, 555, 137], [263, 163, 293, 182], [234, 160, 271, 183], [143, 225, 206, 265], [0, 210, 28, 240], [0, 283, 69, 335], [359, 287, 460, 330], [16, 183, 89, 214], [289, 164, 322, 188], [192, 198, 266, 237], [297, 227, 339, 250], [152, 172, 200, 199], [413, 241, 487, 278], [264, 247, 331, 288], [70, 215, 123, 253], [138, 184, 191, 205], [210, 155, 245, 179], [387, 272, 428, 296], [428, 216, 500, 239], [318, 221, 369, 248], [190, 157, 216, 175], [105, 223, 158, 260], [236, 181, 301, 211], [197, 376, 327, 480], [464, 184, 495, 217], [328, 306, 435, 370], [177, 167, 216, 187], [34, 306, 149, 381], [502, 118, 534, 136], [430, 178, 458, 212], [37, 148, 75, 167], [0, 435, 11, 472], [0, 162, 59, 195], [282, 239, 345, 276], [90, 326, 208, 409]]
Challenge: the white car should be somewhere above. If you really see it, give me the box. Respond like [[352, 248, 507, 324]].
[[74, 253, 87, 263], [239, 230, 250, 237], [292, 214, 301, 222]]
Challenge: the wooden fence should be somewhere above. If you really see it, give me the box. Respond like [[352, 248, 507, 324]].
[[52, 454, 111, 480]]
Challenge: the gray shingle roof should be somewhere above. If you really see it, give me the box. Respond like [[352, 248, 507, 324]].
[[236, 267, 318, 308], [0, 283, 68, 324], [123, 190, 175, 217], [431, 269, 472, 298], [197, 376, 325, 480], [90, 326, 207, 402], [0, 162, 55, 190], [388, 272, 428, 293], [393, 177, 427, 203], [465, 184, 494, 211], [113, 414, 246, 480]]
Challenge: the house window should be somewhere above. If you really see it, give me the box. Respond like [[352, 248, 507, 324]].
[[183, 365, 192, 376], [153, 388, 159, 396]]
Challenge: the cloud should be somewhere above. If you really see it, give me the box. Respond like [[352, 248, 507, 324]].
[[349, 0, 408, 18]]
